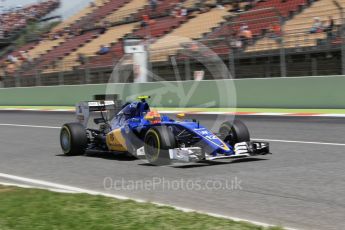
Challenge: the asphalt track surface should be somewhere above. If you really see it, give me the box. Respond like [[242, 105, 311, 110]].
[[1, 111, 345, 230]]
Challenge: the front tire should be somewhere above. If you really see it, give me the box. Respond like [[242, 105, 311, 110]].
[[144, 126, 176, 166], [219, 120, 250, 146], [60, 123, 87, 156]]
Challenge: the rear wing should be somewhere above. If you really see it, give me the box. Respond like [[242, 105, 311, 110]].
[[76, 95, 123, 127]]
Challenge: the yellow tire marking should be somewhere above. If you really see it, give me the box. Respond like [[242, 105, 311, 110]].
[[61, 126, 71, 154], [146, 129, 161, 162]]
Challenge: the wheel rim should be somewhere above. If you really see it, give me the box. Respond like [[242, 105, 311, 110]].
[[219, 127, 229, 137], [61, 128, 71, 153], [145, 135, 159, 162], [220, 125, 236, 144], [220, 126, 234, 139]]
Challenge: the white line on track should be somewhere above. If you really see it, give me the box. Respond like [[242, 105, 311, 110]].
[[254, 138, 345, 146], [0, 173, 297, 230], [0, 182, 79, 194], [0, 123, 60, 129]]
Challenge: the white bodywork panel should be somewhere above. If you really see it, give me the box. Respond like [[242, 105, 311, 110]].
[[76, 101, 115, 127]]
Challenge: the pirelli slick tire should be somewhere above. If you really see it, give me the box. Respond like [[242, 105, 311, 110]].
[[144, 126, 176, 166], [219, 120, 250, 146], [60, 123, 87, 156]]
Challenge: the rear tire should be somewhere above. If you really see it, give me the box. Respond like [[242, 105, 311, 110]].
[[219, 120, 250, 146], [144, 126, 176, 166], [60, 123, 87, 156]]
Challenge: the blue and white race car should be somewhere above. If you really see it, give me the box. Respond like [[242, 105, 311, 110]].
[[60, 96, 270, 165]]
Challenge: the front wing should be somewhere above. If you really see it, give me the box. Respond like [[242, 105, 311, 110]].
[[168, 141, 270, 162]]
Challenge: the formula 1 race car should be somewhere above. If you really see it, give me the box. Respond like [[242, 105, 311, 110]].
[[60, 96, 270, 165]]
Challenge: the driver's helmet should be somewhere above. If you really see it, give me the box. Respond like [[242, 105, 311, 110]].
[[144, 110, 161, 124]]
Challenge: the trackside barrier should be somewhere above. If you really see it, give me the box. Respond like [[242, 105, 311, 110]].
[[0, 76, 344, 108]]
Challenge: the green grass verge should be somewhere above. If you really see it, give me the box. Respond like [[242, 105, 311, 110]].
[[1, 106, 345, 114], [0, 185, 282, 230]]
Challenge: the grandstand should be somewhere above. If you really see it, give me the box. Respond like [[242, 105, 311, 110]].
[[52, 0, 110, 32], [24, 30, 100, 75], [247, 0, 343, 52], [69, 0, 131, 30], [80, 15, 187, 69], [1, 0, 345, 86], [45, 23, 138, 73], [150, 7, 232, 62], [0, 0, 60, 43], [98, 0, 149, 25], [203, 0, 310, 56]]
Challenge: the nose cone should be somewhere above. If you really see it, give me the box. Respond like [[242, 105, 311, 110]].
[[194, 127, 231, 152], [219, 140, 230, 151]]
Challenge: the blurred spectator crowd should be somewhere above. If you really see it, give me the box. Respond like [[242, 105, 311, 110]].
[[0, 0, 60, 39]]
